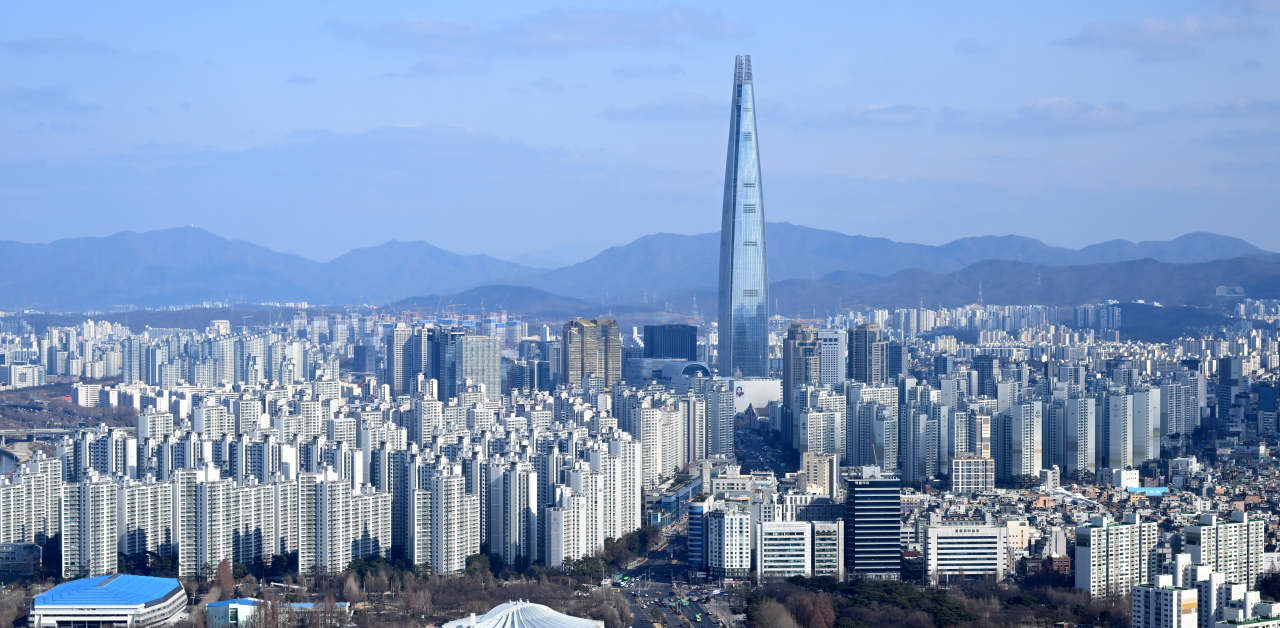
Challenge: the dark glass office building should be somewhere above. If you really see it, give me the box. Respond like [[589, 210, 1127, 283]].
[[716, 55, 769, 378], [643, 324, 698, 361], [844, 467, 902, 579]]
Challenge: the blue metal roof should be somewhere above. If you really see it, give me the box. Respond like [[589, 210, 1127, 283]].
[[35, 575, 184, 607]]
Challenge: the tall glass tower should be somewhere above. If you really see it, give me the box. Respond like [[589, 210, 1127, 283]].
[[717, 55, 769, 378]]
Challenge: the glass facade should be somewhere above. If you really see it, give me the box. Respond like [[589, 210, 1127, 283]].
[[717, 55, 769, 378]]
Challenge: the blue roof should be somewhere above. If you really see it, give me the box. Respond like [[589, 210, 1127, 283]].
[[35, 575, 185, 607], [1127, 487, 1170, 496]]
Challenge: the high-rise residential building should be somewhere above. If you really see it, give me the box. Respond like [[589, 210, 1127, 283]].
[[782, 324, 820, 441], [642, 324, 698, 361], [849, 324, 887, 384], [1065, 397, 1096, 478], [973, 355, 998, 398], [429, 326, 466, 401], [716, 55, 769, 379], [561, 318, 622, 390], [1076, 513, 1158, 598], [995, 401, 1042, 484], [844, 466, 901, 580], [1132, 575, 1199, 628], [61, 473, 118, 579], [1184, 512, 1265, 588], [383, 323, 414, 396], [1132, 387, 1161, 465], [488, 460, 538, 570], [458, 335, 501, 402]]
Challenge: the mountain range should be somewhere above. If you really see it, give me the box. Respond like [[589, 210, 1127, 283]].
[[0, 225, 1273, 312]]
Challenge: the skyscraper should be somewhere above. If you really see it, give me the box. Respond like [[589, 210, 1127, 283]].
[[717, 55, 769, 378], [561, 318, 621, 390]]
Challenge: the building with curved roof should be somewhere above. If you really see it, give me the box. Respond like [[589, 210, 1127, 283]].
[[442, 600, 603, 628], [29, 574, 187, 628]]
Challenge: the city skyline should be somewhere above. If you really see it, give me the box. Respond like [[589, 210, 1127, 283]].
[[1, 2, 1278, 261]]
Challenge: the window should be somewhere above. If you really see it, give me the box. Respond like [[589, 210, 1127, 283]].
[[743, 241, 757, 246], [742, 204, 756, 213], [743, 289, 760, 298], [743, 132, 753, 141], [742, 182, 755, 188]]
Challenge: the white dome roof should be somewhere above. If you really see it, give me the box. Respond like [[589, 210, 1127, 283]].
[[442, 600, 604, 628]]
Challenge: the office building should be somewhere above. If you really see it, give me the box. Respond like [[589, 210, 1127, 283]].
[[716, 55, 769, 378], [643, 324, 698, 361], [756, 521, 811, 581], [950, 457, 995, 494], [844, 466, 901, 579], [921, 518, 1009, 585]]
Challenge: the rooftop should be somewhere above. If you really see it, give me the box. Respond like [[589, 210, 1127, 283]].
[[34, 575, 184, 608], [442, 601, 603, 628]]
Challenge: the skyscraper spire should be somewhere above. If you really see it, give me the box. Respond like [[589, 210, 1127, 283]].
[[717, 55, 769, 378]]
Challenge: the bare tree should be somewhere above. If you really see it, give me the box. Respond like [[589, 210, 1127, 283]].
[[216, 559, 237, 600]]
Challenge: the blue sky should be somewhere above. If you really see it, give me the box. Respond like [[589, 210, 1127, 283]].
[[1, 1, 1278, 264]]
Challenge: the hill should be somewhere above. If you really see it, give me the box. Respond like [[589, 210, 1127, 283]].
[[0, 225, 1268, 311]]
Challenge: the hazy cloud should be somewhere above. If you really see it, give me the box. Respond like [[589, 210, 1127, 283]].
[[531, 77, 564, 93], [1060, 15, 1265, 62], [942, 97, 1136, 135], [409, 56, 485, 75], [804, 104, 926, 127], [0, 85, 97, 113], [606, 92, 724, 120], [1192, 130, 1280, 147], [1225, 0, 1280, 14], [0, 36, 113, 55], [286, 74, 317, 85], [953, 38, 992, 54], [1163, 98, 1280, 119], [330, 7, 750, 57], [612, 64, 686, 77]]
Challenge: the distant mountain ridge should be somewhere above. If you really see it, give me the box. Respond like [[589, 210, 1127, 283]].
[[0, 225, 1269, 311]]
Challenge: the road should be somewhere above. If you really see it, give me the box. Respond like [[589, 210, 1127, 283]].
[[619, 540, 735, 628], [735, 428, 788, 476]]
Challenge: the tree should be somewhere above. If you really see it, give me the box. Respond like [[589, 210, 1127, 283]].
[[751, 599, 801, 628], [216, 559, 237, 600], [343, 574, 365, 604]]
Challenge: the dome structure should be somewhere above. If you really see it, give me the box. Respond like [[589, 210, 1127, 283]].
[[442, 600, 604, 628]]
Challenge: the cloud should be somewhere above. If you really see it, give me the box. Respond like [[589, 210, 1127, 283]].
[[953, 38, 992, 54], [613, 64, 686, 77], [0, 86, 97, 113], [409, 56, 485, 75], [942, 95, 1280, 136], [803, 104, 925, 127], [330, 7, 751, 57], [0, 36, 113, 55], [286, 74, 317, 85], [605, 92, 724, 120], [1163, 98, 1280, 119], [942, 98, 1135, 135], [1226, 0, 1280, 14], [1192, 130, 1280, 147], [1059, 15, 1265, 62], [531, 77, 564, 93]]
